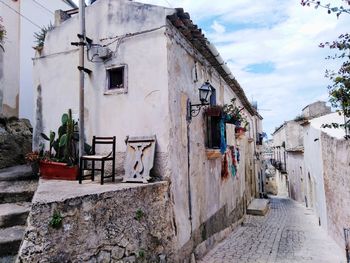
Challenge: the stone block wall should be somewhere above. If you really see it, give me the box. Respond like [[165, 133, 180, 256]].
[[17, 182, 176, 263], [321, 132, 350, 248]]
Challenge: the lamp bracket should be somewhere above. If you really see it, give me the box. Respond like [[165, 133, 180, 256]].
[[186, 99, 209, 122]]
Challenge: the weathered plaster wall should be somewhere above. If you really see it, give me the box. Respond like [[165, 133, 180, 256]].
[[302, 101, 331, 119], [286, 152, 305, 203], [33, 0, 173, 177], [303, 124, 327, 230], [166, 24, 250, 258], [18, 181, 176, 262], [321, 132, 350, 248], [0, 0, 20, 117]]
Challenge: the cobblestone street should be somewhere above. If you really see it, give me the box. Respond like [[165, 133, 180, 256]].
[[199, 197, 346, 263]]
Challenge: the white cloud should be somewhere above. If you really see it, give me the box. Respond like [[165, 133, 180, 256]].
[[211, 20, 226, 34]]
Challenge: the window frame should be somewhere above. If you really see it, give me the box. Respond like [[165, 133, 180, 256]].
[[104, 64, 128, 95]]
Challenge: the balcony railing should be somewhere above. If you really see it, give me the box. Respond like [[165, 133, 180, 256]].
[[271, 159, 287, 173]]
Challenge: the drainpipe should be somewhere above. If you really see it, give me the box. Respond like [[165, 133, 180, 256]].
[[78, 0, 85, 158], [186, 112, 193, 235]]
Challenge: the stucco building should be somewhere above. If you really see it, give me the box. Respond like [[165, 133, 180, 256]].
[[272, 101, 350, 250], [0, 0, 77, 119], [28, 0, 264, 261]]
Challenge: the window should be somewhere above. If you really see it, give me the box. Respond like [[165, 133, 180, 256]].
[[206, 116, 225, 149], [105, 65, 127, 94]]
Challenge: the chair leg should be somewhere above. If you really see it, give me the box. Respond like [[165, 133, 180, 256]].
[[101, 160, 105, 185], [112, 159, 115, 183], [79, 158, 83, 184], [92, 160, 95, 181]]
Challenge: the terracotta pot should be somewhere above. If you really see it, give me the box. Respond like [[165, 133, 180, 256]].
[[39, 160, 78, 180], [205, 106, 222, 117]]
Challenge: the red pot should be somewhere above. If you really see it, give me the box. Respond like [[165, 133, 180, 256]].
[[39, 161, 78, 180], [235, 127, 246, 138]]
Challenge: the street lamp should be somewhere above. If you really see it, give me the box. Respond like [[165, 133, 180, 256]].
[[187, 81, 213, 121]]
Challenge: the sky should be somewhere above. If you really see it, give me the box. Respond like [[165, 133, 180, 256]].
[[75, 0, 350, 137]]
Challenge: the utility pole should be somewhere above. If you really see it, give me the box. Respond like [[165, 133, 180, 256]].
[[78, 0, 85, 158]]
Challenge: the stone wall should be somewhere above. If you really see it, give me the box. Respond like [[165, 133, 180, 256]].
[[0, 116, 32, 169], [17, 182, 176, 263], [321, 132, 350, 248]]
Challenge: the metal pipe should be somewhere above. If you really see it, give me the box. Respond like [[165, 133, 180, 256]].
[[78, 0, 85, 159], [186, 99, 193, 235]]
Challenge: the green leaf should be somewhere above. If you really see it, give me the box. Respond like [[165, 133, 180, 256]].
[[49, 131, 56, 144], [41, 133, 50, 141], [59, 134, 68, 147], [61, 114, 68, 125]]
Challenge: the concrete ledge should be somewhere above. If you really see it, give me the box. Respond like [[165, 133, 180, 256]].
[[18, 180, 176, 262], [247, 199, 269, 216]]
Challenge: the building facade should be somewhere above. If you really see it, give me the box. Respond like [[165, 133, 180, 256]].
[[28, 0, 264, 261], [0, 0, 76, 119]]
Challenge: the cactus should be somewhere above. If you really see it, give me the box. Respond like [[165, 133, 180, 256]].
[[41, 109, 79, 165]]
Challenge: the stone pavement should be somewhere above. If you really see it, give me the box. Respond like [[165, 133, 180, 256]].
[[198, 197, 346, 263]]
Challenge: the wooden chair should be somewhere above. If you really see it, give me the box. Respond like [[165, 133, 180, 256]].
[[79, 136, 116, 185]]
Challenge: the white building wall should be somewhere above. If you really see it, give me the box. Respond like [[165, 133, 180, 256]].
[[0, 0, 73, 119], [0, 0, 20, 117], [33, 1, 172, 162], [19, 0, 74, 121], [303, 124, 327, 229]]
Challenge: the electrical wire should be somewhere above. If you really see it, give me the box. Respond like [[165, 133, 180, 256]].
[[31, 0, 54, 15], [0, 0, 42, 29]]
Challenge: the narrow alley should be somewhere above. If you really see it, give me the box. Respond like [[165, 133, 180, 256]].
[[199, 197, 346, 263]]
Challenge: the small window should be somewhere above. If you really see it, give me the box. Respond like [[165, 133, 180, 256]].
[[210, 87, 216, 106], [105, 65, 128, 94], [206, 116, 225, 149]]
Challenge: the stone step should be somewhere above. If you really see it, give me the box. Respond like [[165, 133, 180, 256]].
[[0, 255, 17, 263], [247, 198, 269, 216], [0, 203, 31, 228], [0, 180, 38, 204], [0, 165, 34, 182], [0, 226, 25, 257]]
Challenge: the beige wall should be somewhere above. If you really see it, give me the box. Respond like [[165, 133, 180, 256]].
[[166, 24, 258, 251], [321, 132, 350, 248]]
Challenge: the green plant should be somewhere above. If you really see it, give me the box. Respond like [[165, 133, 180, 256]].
[[138, 250, 145, 259], [49, 211, 63, 229], [41, 109, 79, 165], [223, 98, 248, 126], [134, 209, 144, 221], [34, 23, 54, 48]]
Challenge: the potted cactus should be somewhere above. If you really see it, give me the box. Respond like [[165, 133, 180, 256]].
[[39, 109, 79, 180]]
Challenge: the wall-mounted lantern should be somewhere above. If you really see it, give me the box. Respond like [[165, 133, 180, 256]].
[[187, 82, 213, 121]]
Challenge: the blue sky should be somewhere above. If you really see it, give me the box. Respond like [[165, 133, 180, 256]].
[[76, 0, 350, 137]]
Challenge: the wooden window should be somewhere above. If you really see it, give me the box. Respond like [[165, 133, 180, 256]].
[[206, 116, 225, 149]]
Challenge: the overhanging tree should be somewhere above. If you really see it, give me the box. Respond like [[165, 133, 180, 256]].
[[301, 0, 350, 138]]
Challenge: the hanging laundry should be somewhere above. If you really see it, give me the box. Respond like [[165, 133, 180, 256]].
[[221, 153, 229, 180], [220, 118, 227, 154]]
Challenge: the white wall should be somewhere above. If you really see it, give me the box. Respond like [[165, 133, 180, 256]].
[[0, 0, 20, 117], [20, 0, 74, 121], [33, 0, 172, 153]]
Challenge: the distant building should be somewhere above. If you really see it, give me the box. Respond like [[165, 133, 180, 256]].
[[0, 0, 77, 119], [272, 101, 350, 249]]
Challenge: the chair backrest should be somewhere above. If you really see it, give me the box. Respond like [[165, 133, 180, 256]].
[[92, 136, 116, 157]]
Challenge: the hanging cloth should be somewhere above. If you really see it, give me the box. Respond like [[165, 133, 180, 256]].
[[220, 118, 227, 154]]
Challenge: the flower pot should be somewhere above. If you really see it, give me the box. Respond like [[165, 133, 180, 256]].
[[205, 106, 222, 117], [39, 160, 78, 180]]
